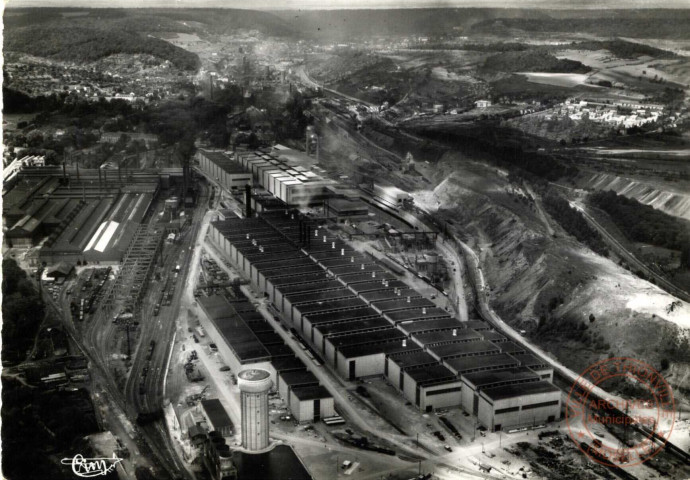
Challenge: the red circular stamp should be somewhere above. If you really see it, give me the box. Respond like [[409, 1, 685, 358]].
[[566, 357, 675, 468]]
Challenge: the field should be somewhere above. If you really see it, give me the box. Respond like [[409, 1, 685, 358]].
[[519, 72, 593, 88]]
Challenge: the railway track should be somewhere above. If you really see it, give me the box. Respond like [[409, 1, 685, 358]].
[[569, 200, 690, 303]]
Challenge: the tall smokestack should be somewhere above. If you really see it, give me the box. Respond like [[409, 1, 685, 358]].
[[245, 184, 252, 218]]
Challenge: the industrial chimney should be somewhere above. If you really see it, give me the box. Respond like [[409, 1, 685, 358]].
[[245, 184, 252, 218]]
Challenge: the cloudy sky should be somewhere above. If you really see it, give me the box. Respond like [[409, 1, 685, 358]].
[[6, 0, 689, 8]]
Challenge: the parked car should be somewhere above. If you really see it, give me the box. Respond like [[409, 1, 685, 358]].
[[220, 366, 230, 372]]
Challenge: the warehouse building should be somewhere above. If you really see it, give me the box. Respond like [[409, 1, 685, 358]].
[[497, 341, 528, 355], [347, 279, 408, 295], [272, 356, 307, 376], [397, 317, 463, 336], [234, 147, 336, 206], [513, 353, 554, 381], [301, 307, 380, 343], [4, 171, 158, 263], [361, 288, 423, 305], [273, 279, 345, 313], [371, 296, 435, 314], [289, 386, 336, 423], [324, 328, 405, 368], [200, 399, 234, 438], [427, 336, 492, 360], [204, 209, 565, 430], [460, 367, 540, 415], [195, 149, 252, 192], [294, 298, 367, 331], [385, 307, 452, 325], [197, 295, 273, 377], [412, 328, 484, 348], [385, 351, 438, 390], [277, 370, 319, 406], [478, 381, 561, 432], [444, 353, 520, 376], [282, 288, 357, 325], [326, 198, 369, 222], [313, 317, 391, 354], [337, 341, 420, 380], [328, 263, 384, 276], [402, 365, 464, 412], [337, 271, 397, 286]]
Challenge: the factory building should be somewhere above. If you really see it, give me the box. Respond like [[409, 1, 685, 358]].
[[195, 149, 252, 192], [385, 351, 438, 390], [233, 147, 336, 206], [200, 399, 234, 438], [313, 317, 391, 354], [385, 307, 452, 325], [324, 328, 405, 370], [206, 209, 561, 428], [444, 353, 520, 376], [277, 369, 319, 404], [478, 381, 561, 432], [3, 168, 159, 263], [337, 341, 420, 380], [289, 386, 335, 423], [460, 368, 540, 416], [197, 295, 273, 378], [513, 353, 554, 381], [397, 317, 463, 336], [301, 307, 380, 343], [325, 198, 370, 222], [402, 365, 464, 412]]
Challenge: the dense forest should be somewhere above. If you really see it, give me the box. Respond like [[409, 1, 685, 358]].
[[543, 194, 609, 257], [4, 26, 199, 70], [481, 50, 591, 75], [4, 7, 296, 37], [471, 13, 690, 39], [589, 191, 690, 254], [2, 259, 45, 363], [2, 380, 102, 480], [573, 39, 677, 60]]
